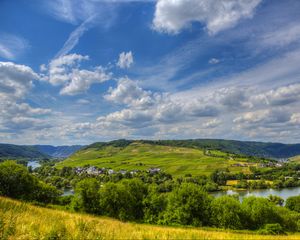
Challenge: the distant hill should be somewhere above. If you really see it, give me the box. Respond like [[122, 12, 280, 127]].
[[0, 144, 49, 160], [82, 139, 300, 159], [0, 143, 83, 160], [35, 145, 83, 158]]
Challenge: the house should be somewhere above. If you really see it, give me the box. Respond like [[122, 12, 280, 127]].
[[149, 168, 161, 174], [108, 169, 116, 175]]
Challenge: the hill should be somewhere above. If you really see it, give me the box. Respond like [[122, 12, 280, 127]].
[[0, 143, 83, 161], [290, 155, 300, 163], [57, 140, 265, 176], [0, 197, 298, 239], [35, 145, 83, 158], [140, 139, 300, 159], [0, 143, 49, 161]]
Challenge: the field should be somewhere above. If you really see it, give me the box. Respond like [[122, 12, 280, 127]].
[[0, 197, 299, 240], [57, 142, 260, 176], [291, 155, 300, 163]]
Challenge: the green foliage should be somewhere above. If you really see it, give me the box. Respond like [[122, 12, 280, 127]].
[[71, 178, 101, 214], [258, 223, 284, 235], [242, 197, 282, 229], [286, 196, 300, 213], [143, 185, 167, 224], [162, 183, 212, 226], [210, 196, 245, 229], [58, 142, 260, 177], [268, 195, 284, 206], [0, 161, 59, 203], [98, 179, 147, 221]]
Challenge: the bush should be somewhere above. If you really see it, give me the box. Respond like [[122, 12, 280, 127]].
[[286, 196, 300, 213], [242, 197, 282, 229], [162, 183, 212, 226], [210, 196, 245, 229], [258, 223, 284, 235], [0, 161, 59, 203]]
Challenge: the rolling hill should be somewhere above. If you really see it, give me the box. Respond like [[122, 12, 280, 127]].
[[34, 145, 83, 158], [0, 143, 49, 160], [1, 197, 298, 239], [57, 140, 266, 176], [140, 139, 300, 159], [0, 143, 83, 160]]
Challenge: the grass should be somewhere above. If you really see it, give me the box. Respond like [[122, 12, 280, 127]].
[[291, 155, 300, 163], [0, 196, 299, 240], [57, 142, 261, 176]]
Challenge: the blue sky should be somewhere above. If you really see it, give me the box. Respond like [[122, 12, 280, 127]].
[[0, 0, 300, 145]]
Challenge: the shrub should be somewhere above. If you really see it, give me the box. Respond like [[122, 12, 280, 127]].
[[258, 223, 284, 235]]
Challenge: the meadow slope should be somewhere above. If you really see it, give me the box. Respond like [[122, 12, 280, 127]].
[[0, 197, 299, 240], [57, 142, 261, 176]]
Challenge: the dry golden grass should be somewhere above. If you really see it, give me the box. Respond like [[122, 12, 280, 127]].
[[0, 197, 300, 239]]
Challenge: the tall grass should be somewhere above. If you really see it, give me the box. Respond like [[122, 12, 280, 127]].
[[0, 197, 299, 239]]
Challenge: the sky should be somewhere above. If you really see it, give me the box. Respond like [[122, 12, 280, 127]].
[[0, 0, 300, 145]]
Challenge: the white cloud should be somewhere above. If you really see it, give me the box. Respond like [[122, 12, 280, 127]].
[[104, 77, 155, 108], [60, 67, 112, 95], [48, 53, 89, 85], [0, 33, 29, 60], [0, 62, 53, 132], [153, 0, 261, 35], [117, 51, 134, 69], [44, 53, 112, 95], [0, 62, 39, 99], [261, 23, 300, 48], [55, 16, 96, 58], [209, 58, 220, 64]]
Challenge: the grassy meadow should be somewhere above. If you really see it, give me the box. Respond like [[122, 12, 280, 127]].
[[291, 155, 300, 163], [0, 196, 299, 240], [56, 142, 259, 176]]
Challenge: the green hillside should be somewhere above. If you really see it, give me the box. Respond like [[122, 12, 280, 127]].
[[1, 197, 297, 240], [0, 143, 49, 161], [290, 155, 300, 162], [57, 141, 264, 176]]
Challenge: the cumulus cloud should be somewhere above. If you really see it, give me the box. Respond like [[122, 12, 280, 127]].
[[48, 53, 89, 85], [0, 62, 39, 99], [153, 0, 261, 35], [250, 83, 300, 106], [0, 62, 53, 132], [117, 51, 134, 69], [44, 53, 112, 95], [60, 67, 111, 95], [104, 77, 156, 108]]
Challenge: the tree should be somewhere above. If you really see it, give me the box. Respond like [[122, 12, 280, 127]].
[[72, 178, 101, 214], [268, 195, 284, 206], [241, 196, 281, 229], [0, 161, 59, 203], [99, 182, 133, 220], [285, 196, 300, 213], [210, 196, 245, 229], [210, 170, 227, 185], [162, 183, 212, 226], [143, 185, 167, 223]]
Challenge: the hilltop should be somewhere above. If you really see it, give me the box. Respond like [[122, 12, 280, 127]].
[[0, 143, 83, 161], [57, 140, 268, 176], [0, 197, 298, 240], [34, 145, 83, 158], [0, 143, 49, 161]]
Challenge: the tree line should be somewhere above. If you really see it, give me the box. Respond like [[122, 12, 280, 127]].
[[1, 161, 300, 235]]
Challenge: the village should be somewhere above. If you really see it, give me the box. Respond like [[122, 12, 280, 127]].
[[73, 166, 161, 176]]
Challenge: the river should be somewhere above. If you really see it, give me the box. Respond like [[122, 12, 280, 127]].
[[27, 160, 41, 170], [212, 187, 300, 202]]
